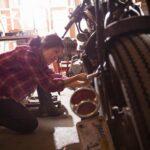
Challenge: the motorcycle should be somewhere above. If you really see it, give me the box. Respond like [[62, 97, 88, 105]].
[[63, 0, 150, 149]]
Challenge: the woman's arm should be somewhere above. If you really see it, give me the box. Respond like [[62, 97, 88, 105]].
[[64, 73, 88, 87]]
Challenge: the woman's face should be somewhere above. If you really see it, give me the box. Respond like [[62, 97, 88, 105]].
[[43, 47, 63, 65]]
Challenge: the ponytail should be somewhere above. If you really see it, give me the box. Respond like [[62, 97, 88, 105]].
[[29, 36, 42, 53]]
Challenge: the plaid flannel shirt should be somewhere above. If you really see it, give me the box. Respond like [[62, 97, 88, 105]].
[[0, 46, 64, 102]]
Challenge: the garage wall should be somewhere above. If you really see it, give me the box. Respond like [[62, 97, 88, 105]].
[[0, 0, 80, 53]]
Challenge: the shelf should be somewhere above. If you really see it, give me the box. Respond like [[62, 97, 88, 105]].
[[0, 36, 33, 41]]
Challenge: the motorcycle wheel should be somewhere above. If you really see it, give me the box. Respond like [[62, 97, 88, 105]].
[[107, 33, 150, 150]]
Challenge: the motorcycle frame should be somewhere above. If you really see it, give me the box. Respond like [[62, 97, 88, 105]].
[[94, 1, 150, 149], [63, 0, 150, 149]]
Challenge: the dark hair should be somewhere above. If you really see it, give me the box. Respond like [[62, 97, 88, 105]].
[[29, 36, 42, 52], [41, 34, 64, 49], [29, 34, 64, 53]]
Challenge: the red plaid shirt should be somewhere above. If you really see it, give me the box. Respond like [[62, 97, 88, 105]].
[[0, 46, 64, 102]]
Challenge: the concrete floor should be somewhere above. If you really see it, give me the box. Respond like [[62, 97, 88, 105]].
[[0, 88, 81, 150]]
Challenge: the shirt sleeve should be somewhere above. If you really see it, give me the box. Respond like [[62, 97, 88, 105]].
[[24, 53, 65, 92]]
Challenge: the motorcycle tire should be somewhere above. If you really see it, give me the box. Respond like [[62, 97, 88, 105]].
[[107, 33, 150, 150]]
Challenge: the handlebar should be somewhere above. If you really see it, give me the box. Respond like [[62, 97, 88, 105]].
[[65, 5, 82, 31], [62, 0, 89, 38]]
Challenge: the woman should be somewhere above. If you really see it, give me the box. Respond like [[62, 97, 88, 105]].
[[0, 34, 88, 133]]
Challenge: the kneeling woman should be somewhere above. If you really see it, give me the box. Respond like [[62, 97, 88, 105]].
[[0, 34, 88, 133]]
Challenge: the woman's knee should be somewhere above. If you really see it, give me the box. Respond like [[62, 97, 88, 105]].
[[16, 118, 38, 133], [26, 118, 38, 132]]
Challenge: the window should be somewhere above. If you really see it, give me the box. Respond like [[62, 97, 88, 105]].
[[19, 0, 76, 36], [50, 0, 67, 7]]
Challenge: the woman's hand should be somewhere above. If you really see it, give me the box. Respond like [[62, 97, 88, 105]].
[[64, 73, 89, 88], [67, 80, 90, 89], [74, 73, 88, 81]]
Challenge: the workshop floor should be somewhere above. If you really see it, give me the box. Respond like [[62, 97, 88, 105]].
[[0, 88, 81, 150]]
